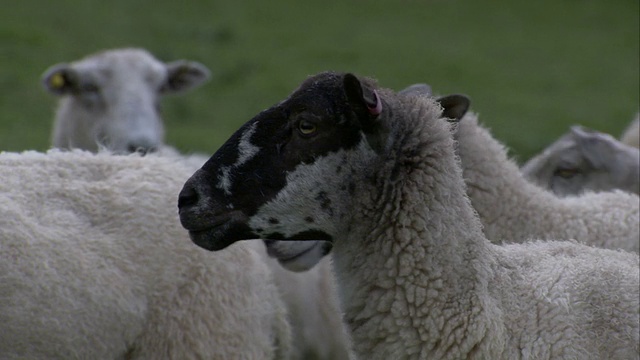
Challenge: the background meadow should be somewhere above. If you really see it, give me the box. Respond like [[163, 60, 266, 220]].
[[1, 0, 638, 161]]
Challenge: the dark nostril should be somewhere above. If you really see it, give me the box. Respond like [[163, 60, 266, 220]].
[[128, 144, 152, 155], [178, 185, 199, 209], [127, 139, 158, 155]]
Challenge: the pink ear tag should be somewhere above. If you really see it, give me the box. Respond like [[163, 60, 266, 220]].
[[367, 90, 382, 116]]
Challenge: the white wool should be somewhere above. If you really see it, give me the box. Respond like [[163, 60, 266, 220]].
[[186, 74, 639, 359], [455, 113, 639, 253], [0, 150, 291, 359], [43, 47, 352, 358]]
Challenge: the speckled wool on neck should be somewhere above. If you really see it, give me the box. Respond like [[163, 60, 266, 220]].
[[329, 94, 505, 359]]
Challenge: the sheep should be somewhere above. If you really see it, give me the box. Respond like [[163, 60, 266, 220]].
[[44, 49, 351, 360], [393, 82, 639, 252], [0, 149, 291, 360], [521, 125, 640, 196], [620, 113, 639, 148], [42, 48, 210, 154], [264, 254, 353, 360], [454, 112, 640, 253], [177, 71, 640, 359]]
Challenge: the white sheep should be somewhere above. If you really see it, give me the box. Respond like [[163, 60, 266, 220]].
[[0, 149, 291, 360], [42, 48, 210, 154], [44, 50, 352, 359], [454, 112, 639, 253], [395, 83, 639, 252], [177, 72, 640, 359], [620, 113, 639, 148], [521, 125, 640, 196]]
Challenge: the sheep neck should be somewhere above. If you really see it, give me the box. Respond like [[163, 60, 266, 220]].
[[453, 114, 536, 237], [331, 99, 501, 359]]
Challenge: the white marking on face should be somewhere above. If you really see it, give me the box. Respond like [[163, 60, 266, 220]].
[[217, 166, 233, 195], [236, 122, 260, 166], [216, 122, 261, 196]]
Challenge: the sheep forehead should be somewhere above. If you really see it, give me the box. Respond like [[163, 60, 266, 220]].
[[75, 49, 166, 87], [208, 72, 355, 191], [197, 71, 372, 229]]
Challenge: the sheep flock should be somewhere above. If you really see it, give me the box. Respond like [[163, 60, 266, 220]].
[[1, 48, 638, 360]]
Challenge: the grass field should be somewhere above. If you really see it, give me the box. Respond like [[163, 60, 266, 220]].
[[1, 0, 637, 161]]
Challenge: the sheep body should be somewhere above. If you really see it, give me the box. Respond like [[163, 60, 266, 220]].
[[0, 149, 291, 359], [455, 113, 639, 253], [43, 47, 351, 358], [42, 48, 210, 153], [178, 72, 640, 359], [521, 125, 640, 196]]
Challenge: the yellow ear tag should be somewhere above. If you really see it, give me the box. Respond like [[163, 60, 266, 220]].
[[50, 73, 65, 88]]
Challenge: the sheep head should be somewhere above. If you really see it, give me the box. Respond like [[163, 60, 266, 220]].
[[522, 125, 640, 196], [178, 72, 468, 255], [42, 48, 210, 154]]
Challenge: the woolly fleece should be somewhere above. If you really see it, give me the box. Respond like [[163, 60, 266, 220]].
[[455, 113, 639, 253], [0, 150, 291, 359]]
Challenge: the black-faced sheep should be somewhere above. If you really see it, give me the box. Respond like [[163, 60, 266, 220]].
[[42, 48, 210, 154], [177, 72, 640, 359], [0, 150, 291, 359], [521, 125, 640, 196]]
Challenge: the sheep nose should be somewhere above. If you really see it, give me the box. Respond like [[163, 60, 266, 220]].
[[127, 143, 158, 155], [178, 183, 199, 210]]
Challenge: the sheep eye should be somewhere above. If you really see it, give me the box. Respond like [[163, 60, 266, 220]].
[[554, 168, 580, 179], [298, 120, 317, 136]]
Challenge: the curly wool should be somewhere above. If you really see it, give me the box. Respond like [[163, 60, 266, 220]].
[[175, 72, 640, 359], [0, 149, 291, 360], [454, 113, 639, 253], [331, 93, 639, 359]]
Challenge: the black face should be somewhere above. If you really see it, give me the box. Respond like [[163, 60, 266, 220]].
[[177, 72, 378, 251], [177, 72, 472, 251]]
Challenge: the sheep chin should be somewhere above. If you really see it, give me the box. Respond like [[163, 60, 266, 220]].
[[264, 240, 330, 272]]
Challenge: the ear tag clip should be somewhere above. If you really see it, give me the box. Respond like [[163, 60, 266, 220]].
[[50, 73, 65, 89]]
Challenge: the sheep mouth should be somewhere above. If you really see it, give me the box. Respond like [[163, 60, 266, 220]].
[[264, 240, 333, 272], [181, 212, 258, 251]]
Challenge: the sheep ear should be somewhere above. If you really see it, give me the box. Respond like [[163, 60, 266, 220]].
[[343, 73, 387, 153], [42, 64, 79, 95], [161, 60, 211, 94], [343, 73, 382, 117], [398, 83, 432, 97], [570, 126, 616, 169], [436, 94, 471, 122]]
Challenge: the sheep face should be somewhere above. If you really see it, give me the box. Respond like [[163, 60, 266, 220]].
[[179, 72, 470, 257], [522, 125, 640, 196], [43, 48, 210, 154], [178, 72, 394, 252]]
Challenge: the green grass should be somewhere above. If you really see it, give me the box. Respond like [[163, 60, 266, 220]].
[[1, 0, 637, 161]]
